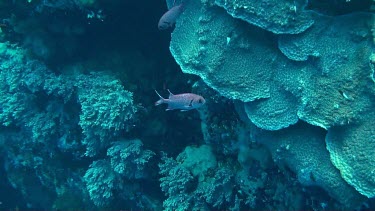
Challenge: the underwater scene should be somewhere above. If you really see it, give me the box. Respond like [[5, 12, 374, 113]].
[[0, 0, 374, 210]]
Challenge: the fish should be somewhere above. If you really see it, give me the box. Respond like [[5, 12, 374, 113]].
[[158, 2, 184, 30], [155, 89, 205, 111]]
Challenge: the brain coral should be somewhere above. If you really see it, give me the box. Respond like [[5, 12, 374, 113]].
[[326, 116, 375, 198], [214, 0, 314, 34]]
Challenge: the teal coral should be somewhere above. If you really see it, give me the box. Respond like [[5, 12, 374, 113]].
[[326, 116, 375, 198], [258, 123, 365, 209], [0, 42, 137, 156], [243, 85, 299, 130], [77, 72, 136, 156], [84, 139, 156, 208], [0, 0, 374, 209], [196, 168, 235, 208], [83, 160, 120, 207], [0, 43, 74, 141], [107, 139, 155, 179], [214, 0, 314, 34], [159, 148, 234, 210], [159, 155, 198, 211], [170, 0, 277, 102], [177, 145, 217, 179], [171, 0, 374, 132], [290, 14, 374, 129]]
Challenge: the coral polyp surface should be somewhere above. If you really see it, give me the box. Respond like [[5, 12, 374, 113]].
[[326, 116, 375, 198], [214, 0, 314, 34]]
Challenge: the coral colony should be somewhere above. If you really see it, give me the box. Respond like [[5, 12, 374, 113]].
[[0, 0, 373, 210]]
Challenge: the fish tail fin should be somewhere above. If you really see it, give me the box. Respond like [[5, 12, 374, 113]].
[[155, 90, 165, 106]]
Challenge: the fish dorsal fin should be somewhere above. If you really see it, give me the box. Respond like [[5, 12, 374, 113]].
[[155, 90, 165, 99], [167, 89, 174, 97], [166, 0, 175, 9]]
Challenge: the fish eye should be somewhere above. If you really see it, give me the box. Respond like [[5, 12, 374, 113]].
[[198, 99, 203, 103]]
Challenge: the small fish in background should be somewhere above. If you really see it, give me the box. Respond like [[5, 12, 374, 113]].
[[155, 89, 205, 111], [158, 0, 185, 30]]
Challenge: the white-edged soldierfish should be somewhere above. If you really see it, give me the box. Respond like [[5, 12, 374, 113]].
[[155, 89, 205, 111]]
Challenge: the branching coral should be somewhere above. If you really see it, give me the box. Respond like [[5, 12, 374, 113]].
[[195, 168, 235, 208], [83, 160, 121, 207], [76, 72, 136, 156], [159, 155, 198, 211], [0, 42, 75, 141], [84, 139, 156, 208], [107, 139, 155, 179]]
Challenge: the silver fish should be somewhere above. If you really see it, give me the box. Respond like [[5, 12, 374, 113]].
[[155, 89, 205, 111]]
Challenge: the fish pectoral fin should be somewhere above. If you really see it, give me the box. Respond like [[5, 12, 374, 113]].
[[188, 99, 193, 107]]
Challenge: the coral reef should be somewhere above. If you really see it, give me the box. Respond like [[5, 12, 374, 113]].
[[0, 0, 374, 210], [0, 42, 141, 209], [243, 85, 299, 130], [159, 155, 200, 211], [169, 0, 374, 208], [107, 139, 155, 179], [170, 0, 374, 131], [214, 0, 314, 34], [83, 139, 157, 208], [77, 72, 136, 156], [279, 13, 374, 129], [326, 116, 375, 198], [170, 0, 279, 102], [257, 122, 366, 209], [83, 159, 120, 207]]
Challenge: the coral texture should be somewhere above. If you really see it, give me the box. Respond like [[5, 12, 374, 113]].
[[326, 116, 375, 198], [258, 123, 366, 209], [77, 72, 136, 156], [214, 0, 314, 34]]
